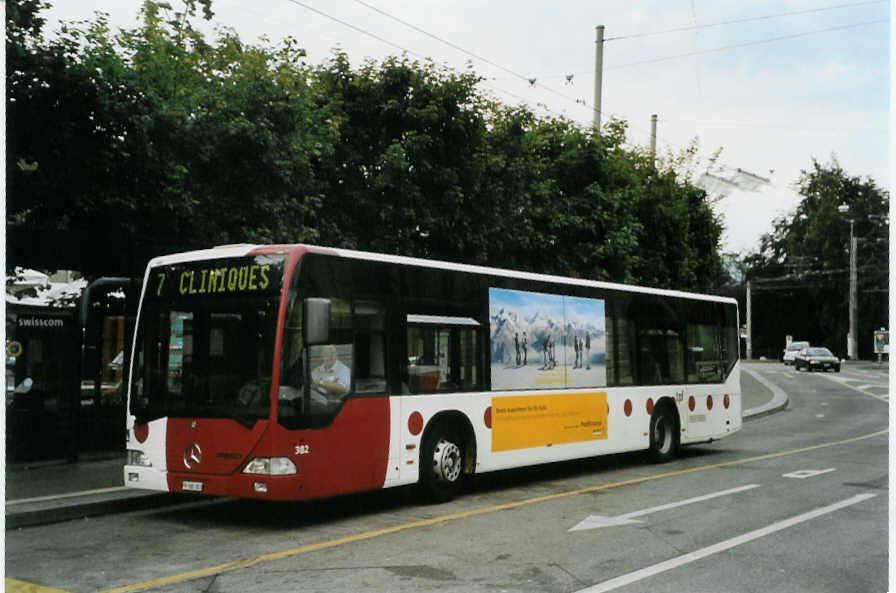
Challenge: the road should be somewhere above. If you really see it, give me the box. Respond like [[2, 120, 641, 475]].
[[6, 363, 889, 593]]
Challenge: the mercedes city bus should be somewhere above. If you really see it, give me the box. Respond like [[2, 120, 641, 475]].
[[125, 244, 741, 502]]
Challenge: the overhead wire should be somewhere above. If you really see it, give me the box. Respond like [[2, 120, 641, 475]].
[[606, 19, 887, 69], [350, 0, 617, 127], [276, 0, 583, 121], [653, 117, 886, 134], [604, 0, 887, 41], [483, 14, 887, 148], [510, 17, 886, 78], [348, 0, 686, 151], [352, 0, 529, 85], [280, 0, 550, 119], [282, 0, 428, 60], [278, 1, 881, 162]]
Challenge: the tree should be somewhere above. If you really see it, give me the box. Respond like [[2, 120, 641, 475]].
[[7, 0, 329, 270], [307, 52, 491, 261], [8, 0, 730, 295], [744, 158, 888, 359]]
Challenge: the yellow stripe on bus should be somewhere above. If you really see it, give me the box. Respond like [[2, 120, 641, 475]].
[[85, 427, 886, 593]]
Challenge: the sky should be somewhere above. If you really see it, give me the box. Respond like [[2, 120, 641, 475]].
[[40, 0, 891, 255]]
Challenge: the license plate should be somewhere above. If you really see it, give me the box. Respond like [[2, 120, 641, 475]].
[[182, 480, 204, 492]]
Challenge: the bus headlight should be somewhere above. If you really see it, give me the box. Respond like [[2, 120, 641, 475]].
[[243, 457, 297, 475], [127, 450, 152, 467]]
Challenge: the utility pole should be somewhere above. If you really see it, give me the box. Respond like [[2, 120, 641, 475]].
[[650, 114, 657, 164], [746, 281, 752, 360], [838, 204, 859, 360], [593, 25, 604, 131], [849, 223, 858, 359]]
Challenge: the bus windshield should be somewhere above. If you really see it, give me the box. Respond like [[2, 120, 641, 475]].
[[130, 255, 286, 426]]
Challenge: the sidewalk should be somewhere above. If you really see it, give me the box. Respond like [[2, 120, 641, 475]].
[[5, 364, 787, 529], [5, 455, 177, 529]]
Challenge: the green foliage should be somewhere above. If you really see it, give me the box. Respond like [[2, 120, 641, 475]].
[[8, 0, 327, 249], [744, 158, 889, 359], [8, 0, 729, 293], [6, 0, 49, 51]]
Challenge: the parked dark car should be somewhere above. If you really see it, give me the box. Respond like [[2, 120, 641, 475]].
[[795, 347, 841, 372]]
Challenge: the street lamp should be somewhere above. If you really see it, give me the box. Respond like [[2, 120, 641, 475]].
[[837, 204, 858, 360]]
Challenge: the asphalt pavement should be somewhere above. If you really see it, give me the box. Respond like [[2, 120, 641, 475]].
[[4, 361, 801, 529]]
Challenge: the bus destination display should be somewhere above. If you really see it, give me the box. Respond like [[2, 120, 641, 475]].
[[149, 256, 285, 299]]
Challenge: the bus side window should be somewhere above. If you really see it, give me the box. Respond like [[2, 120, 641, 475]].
[[610, 310, 636, 386], [404, 321, 483, 394], [309, 343, 353, 401], [406, 325, 446, 394], [354, 301, 386, 394], [637, 329, 665, 384], [722, 303, 740, 374], [686, 323, 722, 383], [457, 327, 480, 390], [279, 295, 304, 394], [630, 296, 684, 386]]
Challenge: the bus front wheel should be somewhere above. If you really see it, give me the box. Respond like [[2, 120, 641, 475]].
[[420, 425, 465, 502], [649, 403, 680, 463]]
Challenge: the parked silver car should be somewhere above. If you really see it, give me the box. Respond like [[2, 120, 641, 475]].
[[783, 341, 809, 365]]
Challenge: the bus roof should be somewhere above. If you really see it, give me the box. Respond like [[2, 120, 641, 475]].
[[145, 243, 738, 306]]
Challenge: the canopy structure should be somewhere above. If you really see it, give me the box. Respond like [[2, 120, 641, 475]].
[[697, 167, 771, 194]]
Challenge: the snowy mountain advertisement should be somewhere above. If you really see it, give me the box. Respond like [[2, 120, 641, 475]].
[[489, 288, 607, 390]]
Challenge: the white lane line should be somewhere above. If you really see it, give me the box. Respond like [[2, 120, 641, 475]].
[[574, 493, 877, 593], [813, 373, 889, 401], [570, 484, 760, 531]]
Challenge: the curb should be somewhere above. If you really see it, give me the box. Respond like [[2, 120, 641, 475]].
[[741, 366, 789, 421], [743, 399, 789, 421], [6, 490, 194, 529]]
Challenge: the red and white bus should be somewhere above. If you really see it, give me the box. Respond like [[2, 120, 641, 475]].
[[125, 244, 741, 502]]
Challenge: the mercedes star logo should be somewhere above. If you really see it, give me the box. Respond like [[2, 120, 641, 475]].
[[183, 443, 203, 469]]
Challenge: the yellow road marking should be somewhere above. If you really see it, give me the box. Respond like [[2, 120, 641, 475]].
[[84, 428, 885, 593], [5, 578, 74, 593]]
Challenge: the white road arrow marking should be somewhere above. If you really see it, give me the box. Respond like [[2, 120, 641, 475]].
[[782, 468, 835, 479], [569, 484, 760, 532], [575, 493, 877, 593]]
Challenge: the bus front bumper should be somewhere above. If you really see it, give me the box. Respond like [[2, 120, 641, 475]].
[[126, 465, 306, 500]]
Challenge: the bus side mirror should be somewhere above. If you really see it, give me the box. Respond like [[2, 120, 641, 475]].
[[304, 298, 331, 345]]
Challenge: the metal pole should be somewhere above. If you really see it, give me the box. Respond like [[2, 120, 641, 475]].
[[746, 281, 753, 360], [848, 222, 858, 359], [650, 114, 657, 164], [593, 25, 604, 131]]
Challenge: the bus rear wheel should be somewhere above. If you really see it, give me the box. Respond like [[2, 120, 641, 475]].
[[420, 425, 465, 502], [649, 404, 679, 463]]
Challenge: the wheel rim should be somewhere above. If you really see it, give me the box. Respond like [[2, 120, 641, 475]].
[[432, 438, 462, 483]]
